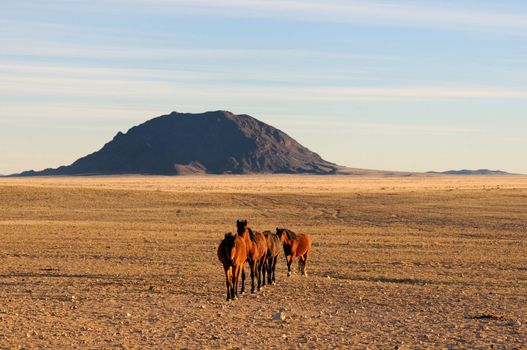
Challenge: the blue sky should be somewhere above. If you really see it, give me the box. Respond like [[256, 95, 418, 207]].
[[1, 0, 526, 174]]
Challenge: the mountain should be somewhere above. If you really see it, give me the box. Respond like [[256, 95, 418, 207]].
[[15, 110, 340, 176], [427, 169, 512, 175]]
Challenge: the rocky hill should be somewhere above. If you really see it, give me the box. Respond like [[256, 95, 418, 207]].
[[16, 111, 339, 176]]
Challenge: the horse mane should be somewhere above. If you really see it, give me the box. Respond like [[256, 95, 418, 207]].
[[285, 229, 298, 240], [262, 230, 272, 237], [248, 227, 256, 242]]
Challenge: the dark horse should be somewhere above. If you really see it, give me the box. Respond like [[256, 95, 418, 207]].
[[237, 220, 267, 293], [276, 228, 312, 277], [217, 232, 247, 300], [262, 230, 280, 286]]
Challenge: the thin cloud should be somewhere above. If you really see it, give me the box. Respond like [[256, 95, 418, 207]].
[[5, 1, 525, 34], [1, 72, 526, 102], [0, 62, 379, 88], [270, 118, 485, 137], [0, 37, 391, 62], [123, 0, 527, 34]]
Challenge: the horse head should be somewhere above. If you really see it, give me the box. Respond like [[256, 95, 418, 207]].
[[223, 232, 237, 262], [276, 227, 287, 243], [236, 219, 248, 235]]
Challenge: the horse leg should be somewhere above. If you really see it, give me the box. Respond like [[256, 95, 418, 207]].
[[271, 256, 277, 284], [267, 256, 272, 285], [234, 265, 243, 299], [288, 254, 296, 277], [240, 265, 246, 295], [225, 268, 232, 301], [250, 261, 256, 293], [258, 258, 264, 291], [261, 258, 267, 287], [301, 252, 308, 276], [256, 260, 261, 291], [232, 264, 239, 299], [230, 267, 235, 300]]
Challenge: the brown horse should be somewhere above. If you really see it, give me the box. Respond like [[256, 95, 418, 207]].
[[262, 230, 280, 286], [236, 220, 267, 293], [276, 228, 312, 277], [217, 232, 247, 301]]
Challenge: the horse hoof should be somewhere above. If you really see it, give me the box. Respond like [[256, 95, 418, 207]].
[[271, 282, 276, 285], [287, 272, 291, 277]]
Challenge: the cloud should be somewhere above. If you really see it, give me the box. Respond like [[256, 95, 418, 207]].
[[4, 1, 526, 35], [0, 61, 382, 89], [118, 0, 527, 34], [269, 118, 485, 137], [1, 66, 526, 103], [0, 36, 389, 62]]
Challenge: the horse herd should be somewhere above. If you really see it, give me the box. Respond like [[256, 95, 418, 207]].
[[217, 220, 312, 301]]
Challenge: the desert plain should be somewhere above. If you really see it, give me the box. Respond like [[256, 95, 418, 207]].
[[0, 175, 526, 349]]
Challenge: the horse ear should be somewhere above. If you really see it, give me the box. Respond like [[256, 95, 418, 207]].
[[276, 227, 279, 232], [237, 220, 240, 224], [244, 220, 247, 225]]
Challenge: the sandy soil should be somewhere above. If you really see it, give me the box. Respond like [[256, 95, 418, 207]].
[[0, 175, 526, 349]]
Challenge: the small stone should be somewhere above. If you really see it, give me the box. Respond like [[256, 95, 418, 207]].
[[126, 313, 132, 317], [274, 311, 286, 321]]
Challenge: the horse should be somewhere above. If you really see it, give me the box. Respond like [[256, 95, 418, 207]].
[[217, 232, 247, 301], [276, 228, 312, 277], [236, 220, 267, 293], [262, 230, 280, 286]]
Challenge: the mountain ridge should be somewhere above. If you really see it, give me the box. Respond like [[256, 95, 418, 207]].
[[427, 169, 513, 175], [13, 111, 339, 176]]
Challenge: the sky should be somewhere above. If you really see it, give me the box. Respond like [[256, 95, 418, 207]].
[[1, 0, 526, 174]]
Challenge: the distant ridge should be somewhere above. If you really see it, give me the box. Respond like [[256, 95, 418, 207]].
[[427, 169, 513, 175], [13, 111, 340, 176]]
